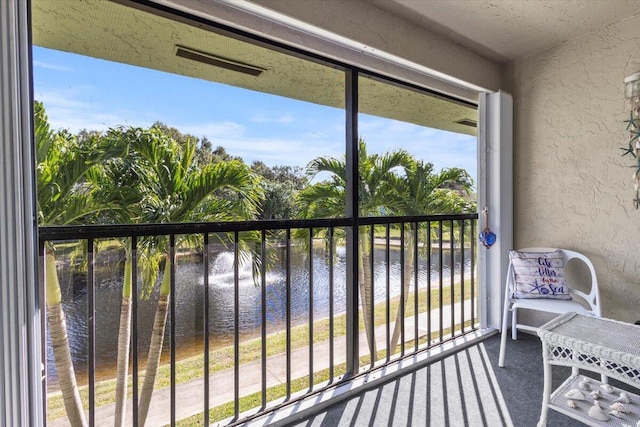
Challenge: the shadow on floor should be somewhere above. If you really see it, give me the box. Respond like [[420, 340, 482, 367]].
[[285, 333, 590, 426]]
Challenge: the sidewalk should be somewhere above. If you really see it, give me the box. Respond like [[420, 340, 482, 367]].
[[373, 237, 471, 249], [50, 299, 476, 426]]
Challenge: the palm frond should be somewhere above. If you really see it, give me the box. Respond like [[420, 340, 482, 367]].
[[306, 156, 347, 182], [36, 104, 132, 226], [174, 160, 262, 221], [296, 183, 345, 218]]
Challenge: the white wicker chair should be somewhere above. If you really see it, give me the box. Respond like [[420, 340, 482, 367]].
[[498, 247, 601, 368]]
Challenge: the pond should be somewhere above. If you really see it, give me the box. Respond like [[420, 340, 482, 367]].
[[46, 244, 473, 386]]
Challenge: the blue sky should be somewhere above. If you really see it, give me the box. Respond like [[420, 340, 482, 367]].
[[33, 46, 477, 183]]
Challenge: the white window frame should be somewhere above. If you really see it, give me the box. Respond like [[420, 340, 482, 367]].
[[0, 0, 44, 425]]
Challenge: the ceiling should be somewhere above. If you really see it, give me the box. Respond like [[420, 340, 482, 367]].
[[366, 0, 640, 64]]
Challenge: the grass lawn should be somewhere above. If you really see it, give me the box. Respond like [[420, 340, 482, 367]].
[[47, 278, 477, 421], [174, 319, 475, 426]]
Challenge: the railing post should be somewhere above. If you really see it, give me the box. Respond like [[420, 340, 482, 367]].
[[285, 228, 292, 398], [87, 238, 96, 426], [170, 234, 176, 426], [328, 226, 335, 382], [203, 232, 210, 425], [131, 237, 139, 427], [260, 230, 267, 408], [345, 68, 359, 375]]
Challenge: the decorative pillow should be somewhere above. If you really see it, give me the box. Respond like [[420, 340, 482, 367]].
[[509, 249, 571, 299]]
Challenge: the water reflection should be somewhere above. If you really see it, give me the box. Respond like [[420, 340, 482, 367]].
[[46, 244, 471, 385]]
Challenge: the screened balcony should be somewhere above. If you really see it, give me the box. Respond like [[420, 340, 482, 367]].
[[40, 214, 479, 426], [30, 2, 487, 424]]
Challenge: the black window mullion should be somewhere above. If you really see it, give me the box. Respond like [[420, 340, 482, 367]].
[[345, 68, 360, 376]]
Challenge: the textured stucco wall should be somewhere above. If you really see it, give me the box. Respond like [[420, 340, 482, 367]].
[[504, 14, 640, 323]]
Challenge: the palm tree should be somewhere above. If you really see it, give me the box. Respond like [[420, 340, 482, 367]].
[[36, 102, 128, 427], [132, 127, 263, 426], [297, 139, 412, 362], [386, 161, 474, 354], [88, 127, 153, 427]]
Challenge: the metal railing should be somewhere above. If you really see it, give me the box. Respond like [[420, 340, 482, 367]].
[[39, 213, 478, 426]]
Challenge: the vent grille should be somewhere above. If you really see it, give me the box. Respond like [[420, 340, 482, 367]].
[[176, 46, 265, 77], [456, 119, 477, 128]]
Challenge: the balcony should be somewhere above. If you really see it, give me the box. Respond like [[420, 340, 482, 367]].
[[40, 213, 481, 426]]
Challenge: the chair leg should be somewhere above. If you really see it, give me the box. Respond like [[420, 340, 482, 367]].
[[511, 308, 518, 340], [498, 307, 510, 368]]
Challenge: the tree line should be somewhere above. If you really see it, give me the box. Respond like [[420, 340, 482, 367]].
[[36, 101, 475, 426]]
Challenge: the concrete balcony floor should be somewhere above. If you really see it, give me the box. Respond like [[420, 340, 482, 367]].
[[285, 332, 636, 427]]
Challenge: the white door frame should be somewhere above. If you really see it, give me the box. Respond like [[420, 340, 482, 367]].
[[0, 0, 44, 425], [478, 91, 513, 330]]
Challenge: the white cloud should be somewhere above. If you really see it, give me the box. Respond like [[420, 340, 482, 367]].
[[34, 88, 153, 132], [358, 117, 387, 133], [277, 114, 295, 124], [386, 120, 418, 133], [250, 113, 295, 124], [304, 131, 333, 140], [351, 115, 477, 184], [33, 60, 73, 73], [32, 84, 475, 180], [178, 121, 247, 139], [191, 134, 343, 168], [182, 115, 477, 176], [417, 127, 443, 138], [35, 90, 93, 110], [44, 107, 150, 133], [250, 114, 268, 123]]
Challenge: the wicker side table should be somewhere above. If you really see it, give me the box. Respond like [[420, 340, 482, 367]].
[[537, 312, 640, 427]]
